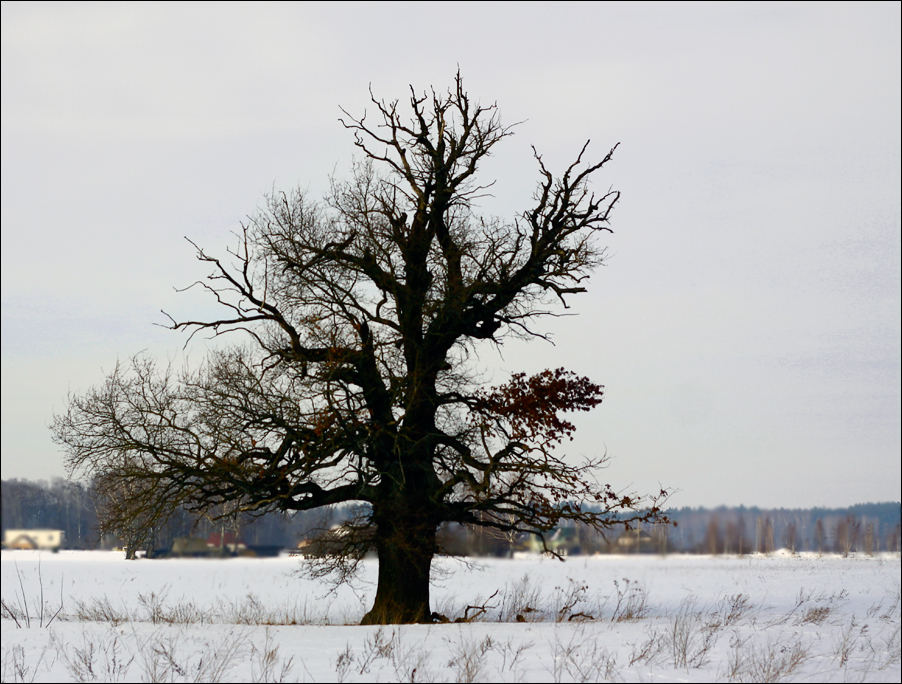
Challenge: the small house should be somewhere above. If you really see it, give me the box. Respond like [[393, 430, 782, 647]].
[[616, 528, 653, 547], [3, 529, 65, 550]]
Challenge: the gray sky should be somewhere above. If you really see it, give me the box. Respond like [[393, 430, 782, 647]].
[[2, 2, 899, 509]]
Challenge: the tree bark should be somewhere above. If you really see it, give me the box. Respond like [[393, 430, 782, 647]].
[[361, 511, 437, 624]]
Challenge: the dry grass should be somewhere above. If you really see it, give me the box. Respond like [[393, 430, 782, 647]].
[[665, 598, 720, 669], [725, 635, 810, 682], [2, 565, 900, 682], [550, 624, 619, 683]]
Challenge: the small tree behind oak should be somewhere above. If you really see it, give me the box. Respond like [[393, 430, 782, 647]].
[[52, 75, 668, 624]]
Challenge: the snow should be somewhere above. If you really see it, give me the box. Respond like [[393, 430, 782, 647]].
[[2, 550, 899, 682]]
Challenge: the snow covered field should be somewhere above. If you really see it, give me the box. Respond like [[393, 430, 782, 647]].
[[2, 550, 899, 682]]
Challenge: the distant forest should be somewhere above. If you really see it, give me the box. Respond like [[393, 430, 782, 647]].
[[2, 477, 899, 556]]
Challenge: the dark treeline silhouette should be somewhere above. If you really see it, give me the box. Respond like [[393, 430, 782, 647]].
[[659, 504, 901, 556], [2, 478, 899, 557], [2, 478, 96, 548], [1, 477, 342, 555]]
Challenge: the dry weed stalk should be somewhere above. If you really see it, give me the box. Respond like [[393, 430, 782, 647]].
[[2, 562, 64, 629], [609, 578, 649, 622], [726, 635, 810, 683], [550, 623, 620, 683], [666, 598, 720, 670], [448, 633, 494, 684]]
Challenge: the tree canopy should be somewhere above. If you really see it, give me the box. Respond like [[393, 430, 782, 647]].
[[52, 74, 668, 624]]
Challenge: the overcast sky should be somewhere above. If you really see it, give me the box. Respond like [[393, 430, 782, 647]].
[[2, 2, 899, 509]]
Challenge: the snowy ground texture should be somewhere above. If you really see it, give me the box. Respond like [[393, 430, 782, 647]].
[[2, 550, 899, 683]]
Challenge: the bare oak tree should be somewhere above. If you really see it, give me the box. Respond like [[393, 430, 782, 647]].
[[52, 75, 668, 624]]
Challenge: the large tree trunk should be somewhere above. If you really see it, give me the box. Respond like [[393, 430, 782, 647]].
[[361, 511, 437, 625]]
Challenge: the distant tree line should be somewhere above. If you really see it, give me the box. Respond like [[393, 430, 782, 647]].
[[2, 478, 96, 548], [1, 477, 337, 554], [2, 478, 899, 557], [459, 503, 901, 557], [658, 504, 901, 557]]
